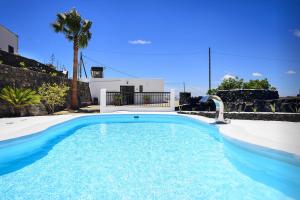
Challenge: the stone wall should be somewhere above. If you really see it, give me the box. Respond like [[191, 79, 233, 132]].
[[0, 50, 66, 77], [177, 90, 299, 113], [178, 111, 300, 122], [215, 89, 299, 113], [0, 64, 92, 117], [216, 89, 279, 102]]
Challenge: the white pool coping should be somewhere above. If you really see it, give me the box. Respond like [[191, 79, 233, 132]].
[[0, 112, 300, 157]]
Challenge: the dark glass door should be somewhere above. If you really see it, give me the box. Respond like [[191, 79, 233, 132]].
[[120, 86, 134, 105]]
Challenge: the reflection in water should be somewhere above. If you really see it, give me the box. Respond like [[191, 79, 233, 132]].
[[100, 123, 107, 140], [0, 124, 89, 175], [223, 138, 300, 199], [169, 123, 176, 137]]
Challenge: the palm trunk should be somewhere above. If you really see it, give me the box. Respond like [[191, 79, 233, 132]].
[[71, 37, 79, 109]]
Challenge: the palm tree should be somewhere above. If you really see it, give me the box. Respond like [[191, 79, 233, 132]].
[[0, 86, 41, 116], [52, 9, 92, 109]]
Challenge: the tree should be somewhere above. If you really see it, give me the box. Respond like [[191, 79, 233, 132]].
[[52, 9, 92, 109], [38, 83, 69, 113], [0, 86, 40, 116], [218, 77, 244, 90], [207, 88, 217, 95], [207, 77, 276, 94], [243, 79, 271, 89]]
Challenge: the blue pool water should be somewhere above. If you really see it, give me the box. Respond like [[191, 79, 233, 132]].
[[0, 114, 299, 200]]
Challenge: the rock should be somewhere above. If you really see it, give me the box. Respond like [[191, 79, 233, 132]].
[[179, 92, 191, 105], [280, 103, 294, 113], [26, 103, 48, 116], [244, 103, 254, 112], [217, 89, 279, 102], [253, 100, 266, 112]]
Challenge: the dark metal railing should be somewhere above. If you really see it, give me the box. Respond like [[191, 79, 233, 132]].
[[106, 92, 170, 107]]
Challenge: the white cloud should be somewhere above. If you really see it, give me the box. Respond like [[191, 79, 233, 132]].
[[128, 39, 151, 45], [286, 70, 296, 75], [222, 74, 236, 80], [292, 29, 300, 38], [252, 72, 263, 77]]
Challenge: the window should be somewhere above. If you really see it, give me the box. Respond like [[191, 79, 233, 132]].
[[8, 45, 14, 54], [139, 85, 143, 92]]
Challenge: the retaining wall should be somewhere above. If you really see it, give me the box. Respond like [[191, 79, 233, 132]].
[[178, 111, 300, 122], [0, 64, 91, 117], [0, 50, 66, 76]]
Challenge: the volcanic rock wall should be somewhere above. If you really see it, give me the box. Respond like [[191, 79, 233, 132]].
[[0, 64, 92, 117]]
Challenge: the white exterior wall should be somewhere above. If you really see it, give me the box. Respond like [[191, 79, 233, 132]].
[[89, 78, 164, 103], [0, 25, 18, 54], [100, 88, 175, 113]]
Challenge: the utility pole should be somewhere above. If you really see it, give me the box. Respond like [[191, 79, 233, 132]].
[[79, 52, 82, 79], [209, 47, 211, 91], [78, 52, 88, 79], [50, 54, 55, 65]]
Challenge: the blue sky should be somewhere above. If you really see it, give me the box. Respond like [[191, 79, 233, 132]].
[[1, 0, 299, 96]]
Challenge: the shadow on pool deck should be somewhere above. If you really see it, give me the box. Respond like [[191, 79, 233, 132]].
[[53, 105, 100, 115]]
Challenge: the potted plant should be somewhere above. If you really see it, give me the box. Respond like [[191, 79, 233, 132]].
[[113, 94, 122, 106], [143, 95, 150, 104]]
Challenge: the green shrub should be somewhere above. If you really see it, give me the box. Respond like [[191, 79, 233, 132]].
[[216, 77, 275, 90], [50, 72, 57, 76], [243, 79, 271, 89], [218, 77, 244, 90], [289, 104, 300, 113], [143, 95, 151, 104], [207, 78, 276, 94], [0, 86, 40, 116], [38, 83, 69, 113], [112, 94, 122, 106], [270, 86, 277, 91], [207, 88, 218, 95], [270, 103, 276, 113], [19, 61, 27, 69]]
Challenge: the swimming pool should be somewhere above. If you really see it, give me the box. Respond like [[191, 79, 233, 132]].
[[0, 114, 299, 199]]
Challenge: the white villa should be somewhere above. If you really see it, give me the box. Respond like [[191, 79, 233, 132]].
[[0, 24, 18, 54], [89, 67, 165, 104]]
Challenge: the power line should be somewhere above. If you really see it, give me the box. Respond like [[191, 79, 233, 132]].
[[85, 48, 299, 62], [82, 54, 138, 78], [213, 50, 300, 62], [165, 81, 185, 84], [84, 49, 206, 56]]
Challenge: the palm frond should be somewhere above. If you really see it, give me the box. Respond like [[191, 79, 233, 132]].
[[52, 8, 92, 48], [0, 86, 40, 108]]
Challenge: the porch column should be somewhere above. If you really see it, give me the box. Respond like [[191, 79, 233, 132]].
[[100, 88, 106, 113], [170, 89, 175, 111]]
